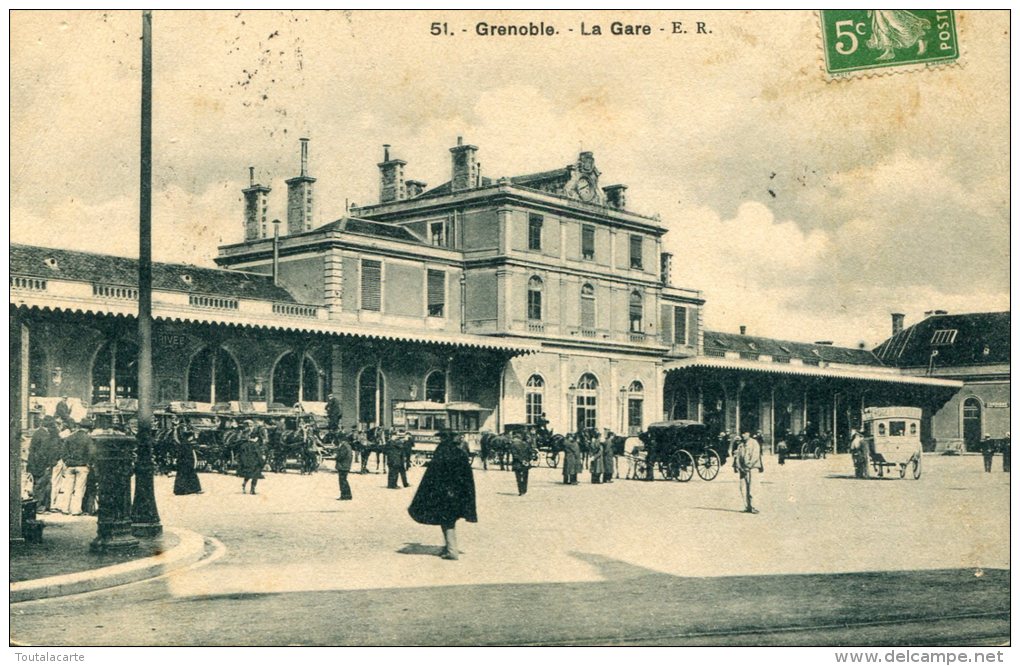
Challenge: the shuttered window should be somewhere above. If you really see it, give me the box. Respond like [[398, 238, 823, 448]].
[[581, 225, 595, 260], [361, 259, 382, 312], [427, 269, 445, 317], [674, 306, 688, 345], [660, 304, 673, 345]]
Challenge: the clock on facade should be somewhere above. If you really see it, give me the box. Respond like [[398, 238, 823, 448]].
[[575, 176, 596, 201]]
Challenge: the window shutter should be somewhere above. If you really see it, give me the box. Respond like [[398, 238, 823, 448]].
[[361, 260, 382, 311], [660, 305, 672, 345], [674, 306, 688, 345], [581, 295, 595, 328], [427, 269, 445, 317]]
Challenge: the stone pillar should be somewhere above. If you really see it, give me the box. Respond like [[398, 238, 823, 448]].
[[92, 433, 140, 552], [10, 318, 26, 542]]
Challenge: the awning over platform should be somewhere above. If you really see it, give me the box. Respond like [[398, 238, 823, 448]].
[[10, 297, 538, 355], [664, 356, 962, 389]]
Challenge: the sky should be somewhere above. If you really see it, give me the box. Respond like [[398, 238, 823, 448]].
[[9, 10, 1010, 348]]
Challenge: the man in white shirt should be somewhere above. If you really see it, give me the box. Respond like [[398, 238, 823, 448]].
[[733, 431, 764, 514]]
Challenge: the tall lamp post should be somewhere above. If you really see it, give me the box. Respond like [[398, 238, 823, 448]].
[[131, 9, 162, 537]]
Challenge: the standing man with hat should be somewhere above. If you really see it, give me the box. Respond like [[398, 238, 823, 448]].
[[510, 431, 534, 496], [733, 431, 764, 514], [981, 434, 996, 473], [335, 430, 354, 500]]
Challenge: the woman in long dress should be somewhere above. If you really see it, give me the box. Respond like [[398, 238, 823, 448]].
[[408, 430, 477, 560], [173, 430, 203, 495], [867, 10, 931, 61]]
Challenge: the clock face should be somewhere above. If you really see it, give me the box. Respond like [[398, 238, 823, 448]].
[[576, 177, 595, 201]]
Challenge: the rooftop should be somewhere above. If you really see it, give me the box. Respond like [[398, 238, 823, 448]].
[[873, 311, 1010, 368], [703, 330, 883, 367]]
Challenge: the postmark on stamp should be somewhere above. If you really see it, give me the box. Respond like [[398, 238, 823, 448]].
[[820, 10, 959, 78]]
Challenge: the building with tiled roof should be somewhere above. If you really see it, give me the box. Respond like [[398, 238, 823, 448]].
[[873, 312, 1010, 451], [11, 137, 965, 451]]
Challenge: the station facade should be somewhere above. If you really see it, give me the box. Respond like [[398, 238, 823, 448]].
[[10, 138, 966, 444]]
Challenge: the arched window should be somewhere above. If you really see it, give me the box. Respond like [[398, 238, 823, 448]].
[[629, 291, 643, 333], [357, 366, 386, 427], [272, 351, 321, 406], [575, 372, 598, 431], [91, 339, 139, 404], [526, 374, 545, 425], [627, 380, 644, 434], [527, 276, 543, 321], [187, 346, 241, 404], [580, 283, 596, 331], [425, 371, 446, 403]]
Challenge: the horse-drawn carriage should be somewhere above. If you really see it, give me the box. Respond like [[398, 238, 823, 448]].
[[637, 420, 728, 481], [263, 404, 325, 474], [778, 430, 831, 460], [852, 407, 923, 480]]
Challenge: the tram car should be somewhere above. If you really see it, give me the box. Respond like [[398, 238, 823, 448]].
[[393, 401, 489, 465], [853, 407, 923, 480], [639, 420, 728, 481]]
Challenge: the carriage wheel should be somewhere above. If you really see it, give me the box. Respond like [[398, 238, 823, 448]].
[[545, 451, 559, 468], [813, 447, 823, 460], [674, 450, 695, 482], [898, 463, 907, 479], [656, 461, 674, 480], [635, 459, 648, 479], [695, 450, 721, 481], [801, 443, 811, 459], [911, 455, 922, 480]]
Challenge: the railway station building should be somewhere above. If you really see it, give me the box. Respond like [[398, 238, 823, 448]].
[[10, 138, 965, 448]]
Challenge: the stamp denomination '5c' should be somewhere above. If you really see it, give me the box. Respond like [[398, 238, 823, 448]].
[[820, 10, 959, 78]]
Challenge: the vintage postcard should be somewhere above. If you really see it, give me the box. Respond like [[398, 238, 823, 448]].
[[8, 9, 1010, 654]]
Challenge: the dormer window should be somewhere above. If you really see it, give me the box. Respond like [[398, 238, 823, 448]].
[[180, 274, 193, 286], [931, 329, 958, 345], [43, 257, 58, 270]]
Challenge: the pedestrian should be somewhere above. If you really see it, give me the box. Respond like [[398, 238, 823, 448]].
[[237, 430, 266, 495], [51, 419, 91, 515], [981, 434, 995, 473], [777, 434, 788, 465], [562, 433, 581, 485], [335, 432, 353, 500], [386, 431, 405, 490], [849, 427, 866, 478], [355, 428, 370, 474], [510, 432, 533, 495], [408, 429, 477, 561], [398, 430, 414, 487], [173, 428, 203, 495], [326, 393, 343, 433], [1002, 433, 1010, 473], [27, 416, 61, 510], [733, 431, 764, 514], [601, 429, 616, 483], [588, 432, 604, 484]]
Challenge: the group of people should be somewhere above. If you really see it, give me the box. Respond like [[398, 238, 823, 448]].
[[25, 402, 98, 516], [980, 433, 1011, 473]]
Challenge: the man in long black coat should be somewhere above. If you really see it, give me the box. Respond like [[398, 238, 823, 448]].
[[335, 433, 354, 500], [510, 432, 533, 496], [408, 430, 477, 560], [28, 417, 61, 510], [326, 393, 342, 432]]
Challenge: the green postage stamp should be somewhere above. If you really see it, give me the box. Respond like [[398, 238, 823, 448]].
[[820, 10, 959, 78]]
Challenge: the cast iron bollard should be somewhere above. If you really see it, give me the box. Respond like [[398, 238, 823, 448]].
[[90, 433, 139, 552]]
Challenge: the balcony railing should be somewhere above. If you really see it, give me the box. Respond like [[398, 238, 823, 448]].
[[189, 294, 239, 310], [10, 276, 47, 291], [93, 284, 139, 300], [272, 303, 319, 318], [527, 321, 545, 333], [629, 332, 646, 343]]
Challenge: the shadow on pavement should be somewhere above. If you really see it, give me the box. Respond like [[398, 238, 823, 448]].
[[692, 506, 749, 514], [396, 542, 445, 557]]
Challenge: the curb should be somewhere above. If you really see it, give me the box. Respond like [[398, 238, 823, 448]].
[[10, 526, 206, 603]]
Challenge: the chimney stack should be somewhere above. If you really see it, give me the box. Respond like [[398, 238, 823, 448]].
[[378, 144, 408, 203], [449, 136, 479, 192], [891, 312, 905, 336], [659, 252, 673, 286], [406, 180, 427, 198], [814, 341, 834, 346], [739, 325, 747, 336], [285, 138, 316, 235], [242, 166, 272, 242], [603, 184, 628, 209]]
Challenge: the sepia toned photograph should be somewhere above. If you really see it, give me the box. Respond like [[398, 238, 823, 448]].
[[8, 9, 1010, 651]]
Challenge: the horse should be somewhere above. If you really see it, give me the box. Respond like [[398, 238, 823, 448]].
[[479, 431, 512, 470]]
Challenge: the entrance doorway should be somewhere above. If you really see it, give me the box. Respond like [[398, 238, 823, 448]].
[[963, 397, 982, 452]]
